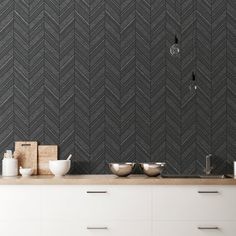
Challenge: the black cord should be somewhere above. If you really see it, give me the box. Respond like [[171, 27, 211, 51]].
[[175, 35, 178, 44], [192, 72, 196, 81]]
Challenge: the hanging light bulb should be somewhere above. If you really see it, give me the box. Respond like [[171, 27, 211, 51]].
[[189, 72, 197, 94], [170, 35, 180, 57]]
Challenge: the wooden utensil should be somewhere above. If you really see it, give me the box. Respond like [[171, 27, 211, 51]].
[[38, 145, 58, 175], [15, 141, 38, 175]]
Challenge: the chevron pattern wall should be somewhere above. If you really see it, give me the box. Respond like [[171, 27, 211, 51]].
[[0, 0, 235, 174]]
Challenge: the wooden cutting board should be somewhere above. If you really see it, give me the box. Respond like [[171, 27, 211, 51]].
[[38, 145, 58, 175], [15, 141, 38, 175]]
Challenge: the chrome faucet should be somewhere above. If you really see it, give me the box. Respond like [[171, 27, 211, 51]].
[[204, 154, 213, 175]]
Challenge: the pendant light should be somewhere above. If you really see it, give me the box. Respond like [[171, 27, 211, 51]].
[[189, 71, 197, 94], [170, 35, 180, 57]]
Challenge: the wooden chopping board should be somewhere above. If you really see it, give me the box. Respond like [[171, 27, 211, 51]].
[[15, 141, 38, 175], [38, 145, 58, 175]]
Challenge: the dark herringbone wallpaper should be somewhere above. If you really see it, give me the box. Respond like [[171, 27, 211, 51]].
[[0, 0, 235, 174]]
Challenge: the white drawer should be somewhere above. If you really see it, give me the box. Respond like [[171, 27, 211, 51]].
[[41, 185, 83, 220], [153, 186, 236, 221], [0, 186, 41, 220], [0, 220, 41, 236], [154, 221, 236, 236], [42, 185, 151, 221], [42, 220, 151, 236]]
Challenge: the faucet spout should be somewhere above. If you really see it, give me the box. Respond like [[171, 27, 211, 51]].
[[204, 154, 213, 175]]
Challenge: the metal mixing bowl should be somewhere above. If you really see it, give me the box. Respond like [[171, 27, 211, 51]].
[[109, 162, 135, 177], [140, 162, 166, 177]]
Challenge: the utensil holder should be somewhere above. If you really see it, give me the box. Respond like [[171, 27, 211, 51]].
[[2, 158, 18, 177]]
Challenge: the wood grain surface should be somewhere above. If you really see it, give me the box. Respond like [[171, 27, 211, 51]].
[[0, 175, 236, 185], [15, 141, 38, 175], [38, 145, 58, 175]]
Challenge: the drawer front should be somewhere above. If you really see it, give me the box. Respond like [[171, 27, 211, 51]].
[[154, 221, 236, 236], [0, 221, 41, 236], [41, 185, 84, 220], [0, 186, 41, 220], [42, 185, 151, 221], [42, 220, 151, 236], [153, 186, 236, 221]]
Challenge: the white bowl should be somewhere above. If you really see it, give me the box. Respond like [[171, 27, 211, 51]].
[[49, 160, 71, 177], [19, 168, 33, 177]]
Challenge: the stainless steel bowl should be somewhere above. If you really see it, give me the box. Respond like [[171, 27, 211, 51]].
[[140, 162, 166, 177], [109, 162, 135, 177]]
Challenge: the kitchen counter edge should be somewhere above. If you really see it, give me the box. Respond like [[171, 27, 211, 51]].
[[0, 175, 236, 185]]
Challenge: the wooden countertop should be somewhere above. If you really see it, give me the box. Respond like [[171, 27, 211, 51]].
[[0, 175, 236, 185]]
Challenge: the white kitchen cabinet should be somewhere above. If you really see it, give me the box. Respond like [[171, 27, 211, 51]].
[[41, 220, 80, 236], [154, 221, 236, 236], [0, 184, 236, 236], [42, 220, 151, 236], [0, 185, 41, 221], [41, 185, 151, 221], [153, 186, 236, 221], [0, 221, 41, 236], [41, 185, 85, 221]]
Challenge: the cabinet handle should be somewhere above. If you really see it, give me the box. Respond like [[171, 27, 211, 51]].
[[198, 226, 219, 230], [86, 191, 107, 194], [198, 191, 219, 194], [87, 227, 108, 230]]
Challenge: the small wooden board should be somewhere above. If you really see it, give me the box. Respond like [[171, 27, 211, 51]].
[[15, 141, 38, 175], [38, 145, 58, 175]]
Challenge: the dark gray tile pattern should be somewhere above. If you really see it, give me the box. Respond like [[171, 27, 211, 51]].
[[0, 0, 235, 174]]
